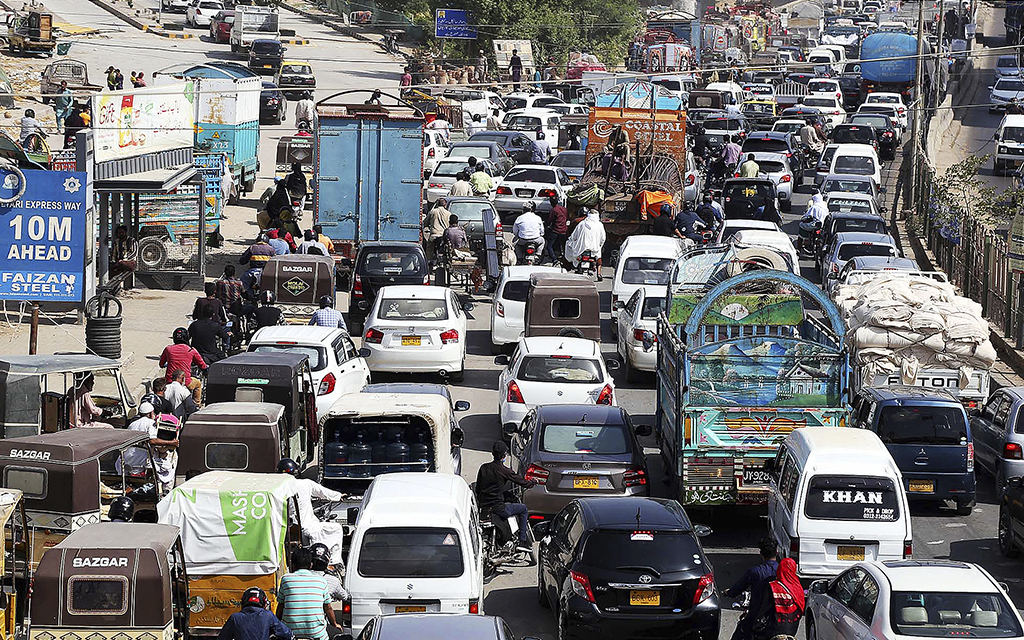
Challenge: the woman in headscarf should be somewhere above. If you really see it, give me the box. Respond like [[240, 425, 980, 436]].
[[752, 557, 805, 640]]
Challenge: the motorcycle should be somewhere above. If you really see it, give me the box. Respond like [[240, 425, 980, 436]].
[[796, 216, 822, 258], [575, 250, 598, 278], [521, 240, 542, 265], [480, 506, 537, 580]]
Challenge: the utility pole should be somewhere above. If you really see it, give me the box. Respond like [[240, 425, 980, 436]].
[[936, 0, 946, 51], [908, 0, 926, 220]]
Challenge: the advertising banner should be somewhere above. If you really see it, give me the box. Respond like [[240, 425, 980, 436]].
[[435, 8, 476, 38], [92, 82, 196, 163], [0, 169, 87, 302], [584, 106, 687, 166]]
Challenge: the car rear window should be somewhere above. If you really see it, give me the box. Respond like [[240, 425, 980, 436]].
[[518, 356, 603, 383], [69, 577, 128, 614], [823, 179, 872, 195], [448, 146, 492, 158], [834, 127, 875, 143], [889, 591, 1022, 637], [705, 118, 742, 130], [280, 64, 309, 74], [621, 257, 674, 285], [505, 168, 556, 183], [252, 41, 280, 53], [505, 98, 527, 110], [471, 134, 506, 144], [804, 475, 900, 521], [206, 442, 249, 470], [803, 98, 836, 108], [868, 95, 900, 104], [852, 115, 891, 128], [508, 116, 543, 130], [774, 122, 802, 133], [808, 81, 837, 93], [758, 160, 786, 173], [250, 344, 326, 371], [377, 298, 448, 321], [743, 138, 788, 153], [641, 296, 667, 319], [834, 155, 875, 175], [838, 242, 897, 260], [431, 162, 465, 178], [581, 531, 701, 569], [541, 423, 629, 454], [501, 279, 530, 302], [359, 250, 425, 276], [833, 217, 885, 234], [876, 405, 968, 445], [448, 201, 491, 223], [827, 199, 873, 214], [552, 153, 585, 169], [358, 527, 464, 578]]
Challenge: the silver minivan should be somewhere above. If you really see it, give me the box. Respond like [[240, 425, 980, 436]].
[[971, 387, 1024, 495]]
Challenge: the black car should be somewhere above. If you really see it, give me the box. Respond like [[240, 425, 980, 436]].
[[741, 131, 805, 178], [999, 476, 1024, 556], [847, 113, 899, 158], [259, 81, 287, 125], [469, 130, 536, 164], [348, 241, 429, 334], [830, 123, 878, 151], [722, 178, 782, 223], [686, 108, 730, 127], [835, 74, 862, 109], [248, 38, 285, 74], [447, 141, 514, 176], [785, 71, 816, 85], [535, 497, 719, 640], [445, 196, 501, 253]]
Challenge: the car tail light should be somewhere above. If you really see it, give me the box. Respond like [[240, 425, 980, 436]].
[[364, 328, 384, 344], [570, 570, 595, 603], [780, 174, 792, 183], [495, 222, 502, 234], [734, 172, 740, 178], [496, 186, 513, 195], [624, 467, 647, 487], [596, 384, 613, 405], [833, 110, 840, 115], [1004, 442, 1023, 460], [506, 380, 525, 404], [538, 189, 556, 197], [633, 329, 656, 343], [352, 275, 363, 297], [904, 540, 913, 558], [496, 301, 505, 317], [789, 538, 800, 562], [440, 329, 459, 344], [423, 274, 430, 285], [428, 147, 435, 158], [469, 599, 479, 614], [693, 573, 715, 605], [786, 151, 793, 157], [428, 182, 445, 188], [317, 373, 336, 396], [685, 173, 695, 186], [524, 463, 549, 483], [967, 442, 974, 471]]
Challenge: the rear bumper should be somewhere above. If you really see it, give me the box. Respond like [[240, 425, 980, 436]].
[[564, 594, 720, 640], [902, 471, 976, 503], [362, 341, 464, 374], [626, 342, 657, 371], [523, 483, 648, 517]]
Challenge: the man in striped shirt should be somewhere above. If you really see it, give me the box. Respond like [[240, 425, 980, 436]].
[[276, 548, 339, 640]]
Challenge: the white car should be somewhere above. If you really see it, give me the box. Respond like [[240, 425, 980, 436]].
[[493, 164, 570, 220], [748, 152, 796, 211], [615, 285, 667, 382], [806, 77, 844, 103], [715, 219, 781, 244], [824, 191, 882, 217], [799, 95, 847, 128], [423, 158, 468, 203], [490, 265, 564, 353], [361, 285, 469, 381], [729, 229, 799, 273], [863, 92, 908, 129], [496, 336, 616, 434], [423, 130, 449, 175], [684, 153, 702, 204], [997, 54, 1024, 77], [247, 326, 370, 420], [502, 107, 562, 144], [611, 235, 685, 329], [990, 77, 1024, 113], [806, 560, 1024, 640], [828, 143, 882, 188], [502, 92, 565, 112], [162, 0, 190, 11], [185, 0, 224, 26]]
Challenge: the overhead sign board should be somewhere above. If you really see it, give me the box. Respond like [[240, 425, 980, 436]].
[[92, 82, 196, 163], [0, 169, 88, 302], [435, 9, 476, 39]]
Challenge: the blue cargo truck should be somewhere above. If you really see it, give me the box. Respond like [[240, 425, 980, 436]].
[[314, 92, 424, 282], [860, 32, 934, 101]]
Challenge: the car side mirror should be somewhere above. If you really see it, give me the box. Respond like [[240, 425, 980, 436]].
[[502, 422, 519, 438], [693, 524, 712, 537], [451, 426, 465, 447], [811, 579, 829, 594], [532, 521, 551, 537], [454, 400, 471, 411], [463, 301, 475, 313], [994, 132, 1000, 141], [347, 506, 359, 525], [494, 354, 510, 366], [358, 347, 371, 358], [1008, 476, 1023, 489], [606, 359, 620, 371], [635, 424, 653, 437], [613, 300, 624, 310]]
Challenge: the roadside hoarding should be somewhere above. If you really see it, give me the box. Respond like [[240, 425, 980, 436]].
[[92, 82, 196, 163], [0, 169, 88, 302], [435, 8, 476, 39]]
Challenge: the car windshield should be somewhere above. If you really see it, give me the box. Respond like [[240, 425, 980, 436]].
[[508, 116, 543, 130], [431, 162, 465, 178], [838, 242, 896, 260], [541, 423, 629, 454], [851, 115, 890, 129], [581, 531, 700, 570], [358, 527, 464, 578], [706, 118, 742, 130], [725, 182, 774, 201], [505, 168, 555, 183], [250, 344, 326, 371], [803, 98, 836, 108], [833, 217, 886, 234], [1003, 126, 1024, 143], [505, 98, 527, 110], [834, 127, 875, 143], [552, 153, 585, 169], [804, 475, 900, 521], [876, 405, 968, 444], [377, 298, 448, 321], [834, 155, 876, 175], [518, 356, 603, 383], [743, 138, 788, 153], [621, 257, 674, 284], [359, 250, 425, 276], [808, 81, 837, 93], [280, 64, 309, 74], [998, 56, 1018, 68], [828, 199, 873, 214], [501, 279, 530, 302], [890, 591, 1022, 637], [823, 178, 872, 195], [448, 146, 492, 159], [641, 296, 667, 319], [448, 201, 492, 223]]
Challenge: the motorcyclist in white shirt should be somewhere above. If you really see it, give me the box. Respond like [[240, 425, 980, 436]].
[[512, 201, 546, 263], [278, 458, 345, 563], [798, 193, 829, 256], [563, 208, 607, 280]]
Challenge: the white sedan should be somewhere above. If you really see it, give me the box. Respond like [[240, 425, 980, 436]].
[[863, 92, 908, 129], [496, 336, 616, 436], [492, 165, 571, 221], [615, 286, 666, 383], [799, 95, 847, 128], [360, 285, 469, 381], [186, 0, 224, 26], [747, 152, 796, 211]]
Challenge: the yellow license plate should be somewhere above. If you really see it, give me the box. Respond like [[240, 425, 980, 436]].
[[837, 545, 865, 561], [909, 479, 934, 492], [401, 335, 421, 346], [395, 605, 426, 613], [263, 64, 272, 68], [573, 476, 599, 489], [629, 590, 660, 606]]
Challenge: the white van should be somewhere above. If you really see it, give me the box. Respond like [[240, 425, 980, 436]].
[[807, 47, 845, 75], [767, 427, 912, 579], [994, 114, 1024, 174], [705, 81, 748, 113], [610, 235, 686, 329], [345, 473, 484, 636]]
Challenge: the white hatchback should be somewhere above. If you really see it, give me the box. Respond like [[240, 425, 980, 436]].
[[863, 92, 908, 129], [610, 235, 685, 331], [490, 265, 564, 353], [185, 0, 224, 26], [615, 286, 667, 382], [800, 95, 847, 128], [361, 285, 469, 381], [496, 336, 616, 435], [828, 143, 882, 187], [248, 326, 370, 420], [423, 158, 469, 203]]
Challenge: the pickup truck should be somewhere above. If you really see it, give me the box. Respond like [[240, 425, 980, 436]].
[[656, 257, 850, 507], [40, 59, 101, 105]]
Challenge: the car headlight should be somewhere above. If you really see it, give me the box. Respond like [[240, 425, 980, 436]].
[[993, 94, 1007, 102], [1000, 145, 1009, 154]]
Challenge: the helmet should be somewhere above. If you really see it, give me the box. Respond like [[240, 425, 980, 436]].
[[140, 393, 162, 412], [108, 496, 135, 522], [536, 129, 545, 140], [277, 458, 299, 476], [310, 543, 331, 571], [241, 587, 268, 609], [660, 203, 672, 216], [172, 327, 189, 344], [261, 290, 276, 305], [319, 295, 333, 308], [522, 201, 536, 213]]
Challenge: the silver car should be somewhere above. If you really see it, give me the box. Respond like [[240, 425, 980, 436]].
[[821, 231, 899, 288], [493, 164, 571, 222], [990, 77, 1024, 113], [748, 152, 795, 211], [423, 158, 469, 203], [972, 387, 1024, 495]]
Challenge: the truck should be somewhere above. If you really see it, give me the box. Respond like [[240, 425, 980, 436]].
[[860, 32, 933, 101], [7, 10, 55, 56], [39, 60, 102, 105], [314, 91, 424, 282], [656, 262, 851, 507], [230, 5, 279, 53]]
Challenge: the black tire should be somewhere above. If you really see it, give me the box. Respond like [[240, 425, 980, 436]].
[[491, 341, 504, 356], [537, 561, 550, 608], [807, 616, 817, 640], [1000, 506, 1020, 557], [781, 199, 792, 212], [138, 237, 169, 270], [557, 328, 585, 339], [956, 501, 974, 516]]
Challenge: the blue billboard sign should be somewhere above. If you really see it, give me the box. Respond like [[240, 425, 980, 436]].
[[0, 169, 88, 302], [435, 9, 477, 39]]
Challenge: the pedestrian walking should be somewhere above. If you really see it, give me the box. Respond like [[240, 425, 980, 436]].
[[53, 81, 72, 134], [106, 66, 116, 90], [509, 49, 523, 89]]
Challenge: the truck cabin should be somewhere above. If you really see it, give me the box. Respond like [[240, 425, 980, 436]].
[[32, 523, 188, 638], [174, 402, 288, 485], [0, 355, 136, 439]]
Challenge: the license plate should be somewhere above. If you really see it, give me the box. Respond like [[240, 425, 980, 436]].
[[263, 64, 272, 68], [401, 335, 421, 346], [573, 476, 599, 489], [908, 479, 934, 492], [629, 590, 660, 606], [515, 189, 533, 197], [837, 545, 865, 561], [743, 469, 770, 485], [394, 605, 426, 613]]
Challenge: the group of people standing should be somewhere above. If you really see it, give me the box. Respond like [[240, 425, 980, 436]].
[[104, 67, 147, 91]]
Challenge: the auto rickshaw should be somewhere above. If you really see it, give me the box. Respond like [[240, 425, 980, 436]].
[[158, 471, 305, 637], [31, 523, 189, 640], [0, 355, 136, 438], [175, 402, 291, 485], [275, 134, 313, 209], [259, 254, 336, 324], [0, 489, 28, 640], [205, 353, 318, 474], [524, 273, 601, 341], [0, 430, 159, 567]]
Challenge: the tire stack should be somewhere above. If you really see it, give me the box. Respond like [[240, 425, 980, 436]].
[[85, 295, 123, 360]]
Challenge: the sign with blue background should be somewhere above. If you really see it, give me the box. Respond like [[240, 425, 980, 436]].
[[435, 9, 476, 39], [0, 169, 87, 302]]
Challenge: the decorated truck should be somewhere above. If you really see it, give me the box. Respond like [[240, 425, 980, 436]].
[[656, 263, 850, 507]]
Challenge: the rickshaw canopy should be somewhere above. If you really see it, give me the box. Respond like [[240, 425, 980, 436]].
[[260, 254, 335, 308], [177, 402, 286, 477]]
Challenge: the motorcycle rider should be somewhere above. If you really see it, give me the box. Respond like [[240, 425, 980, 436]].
[[544, 195, 569, 263], [217, 587, 294, 640], [722, 135, 743, 176], [255, 291, 285, 329], [739, 153, 760, 178], [564, 207, 606, 280], [512, 201, 545, 264], [725, 537, 780, 640], [278, 459, 345, 563], [530, 129, 552, 164], [695, 193, 724, 235], [673, 201, 708, 244], [188, 305, 231, 365], [468, 157, 495, 198], [309, 543, 348, 603], [108, 496, 135, 523], [799, 193, 829, 256], [475, 441, 536, 553]]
